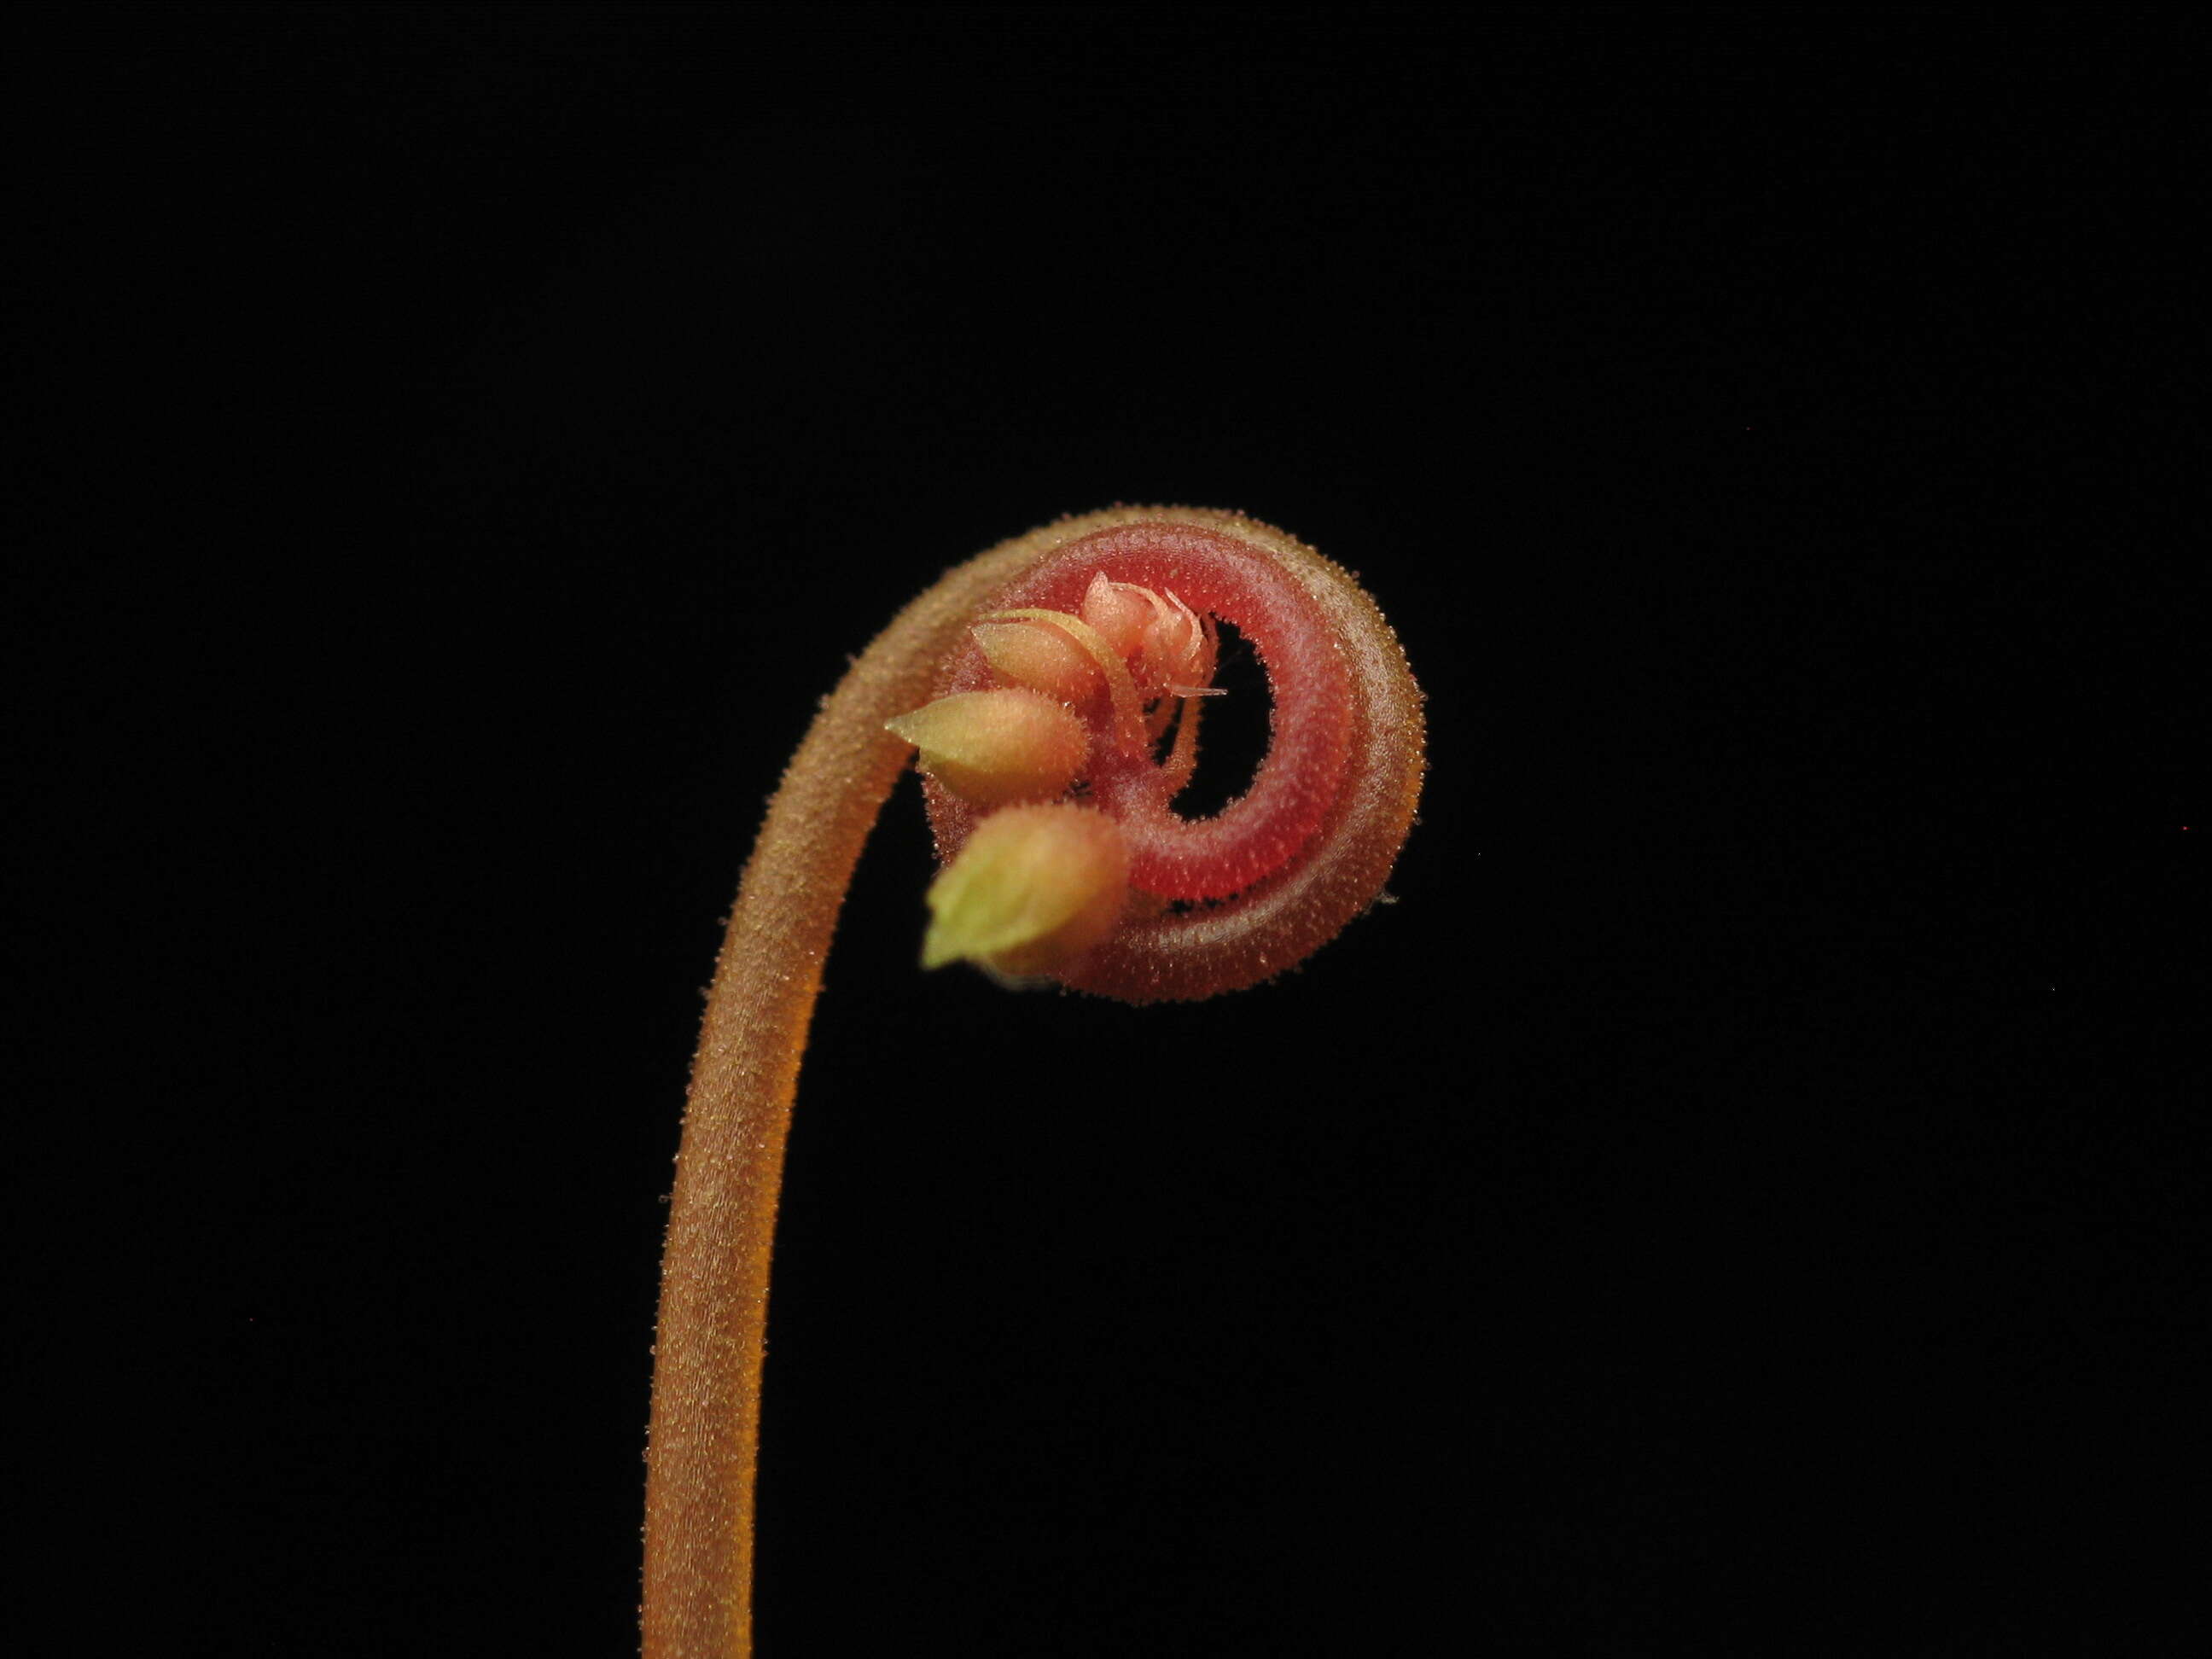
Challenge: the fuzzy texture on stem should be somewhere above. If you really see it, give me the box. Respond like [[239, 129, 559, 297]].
[[642, 508, 1423, 1657]]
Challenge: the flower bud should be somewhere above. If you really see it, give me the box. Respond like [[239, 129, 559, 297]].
[[921, 803, 1130, 975], [1080, 570, 1151, 658], [885, 690, 1088, 806], [1136, 586, 1214, 695], [972, 620, 1103, 704]]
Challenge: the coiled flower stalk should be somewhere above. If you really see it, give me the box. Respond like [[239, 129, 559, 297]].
[[643, 507, 1423, 1656]]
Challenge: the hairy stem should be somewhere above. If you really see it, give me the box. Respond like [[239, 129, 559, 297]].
[[641, 508, 1422, 1656]]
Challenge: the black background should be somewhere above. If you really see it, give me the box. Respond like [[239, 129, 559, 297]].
[[8, 9, 2203, 1655]]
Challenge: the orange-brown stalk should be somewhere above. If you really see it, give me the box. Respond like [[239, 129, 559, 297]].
[[642, 508, 1423, 1657]]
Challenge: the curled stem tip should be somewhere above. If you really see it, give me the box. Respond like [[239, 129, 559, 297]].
[[888, 509, 1426, 1004], [645, 507, 1422, 1659]]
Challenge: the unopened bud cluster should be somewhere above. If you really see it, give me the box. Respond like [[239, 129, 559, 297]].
[[885, 572, 1220, 975]]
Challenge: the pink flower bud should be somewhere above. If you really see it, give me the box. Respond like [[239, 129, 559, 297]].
[[1135, 586, 1214, 696], [1080, 570, 1151, 658]]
